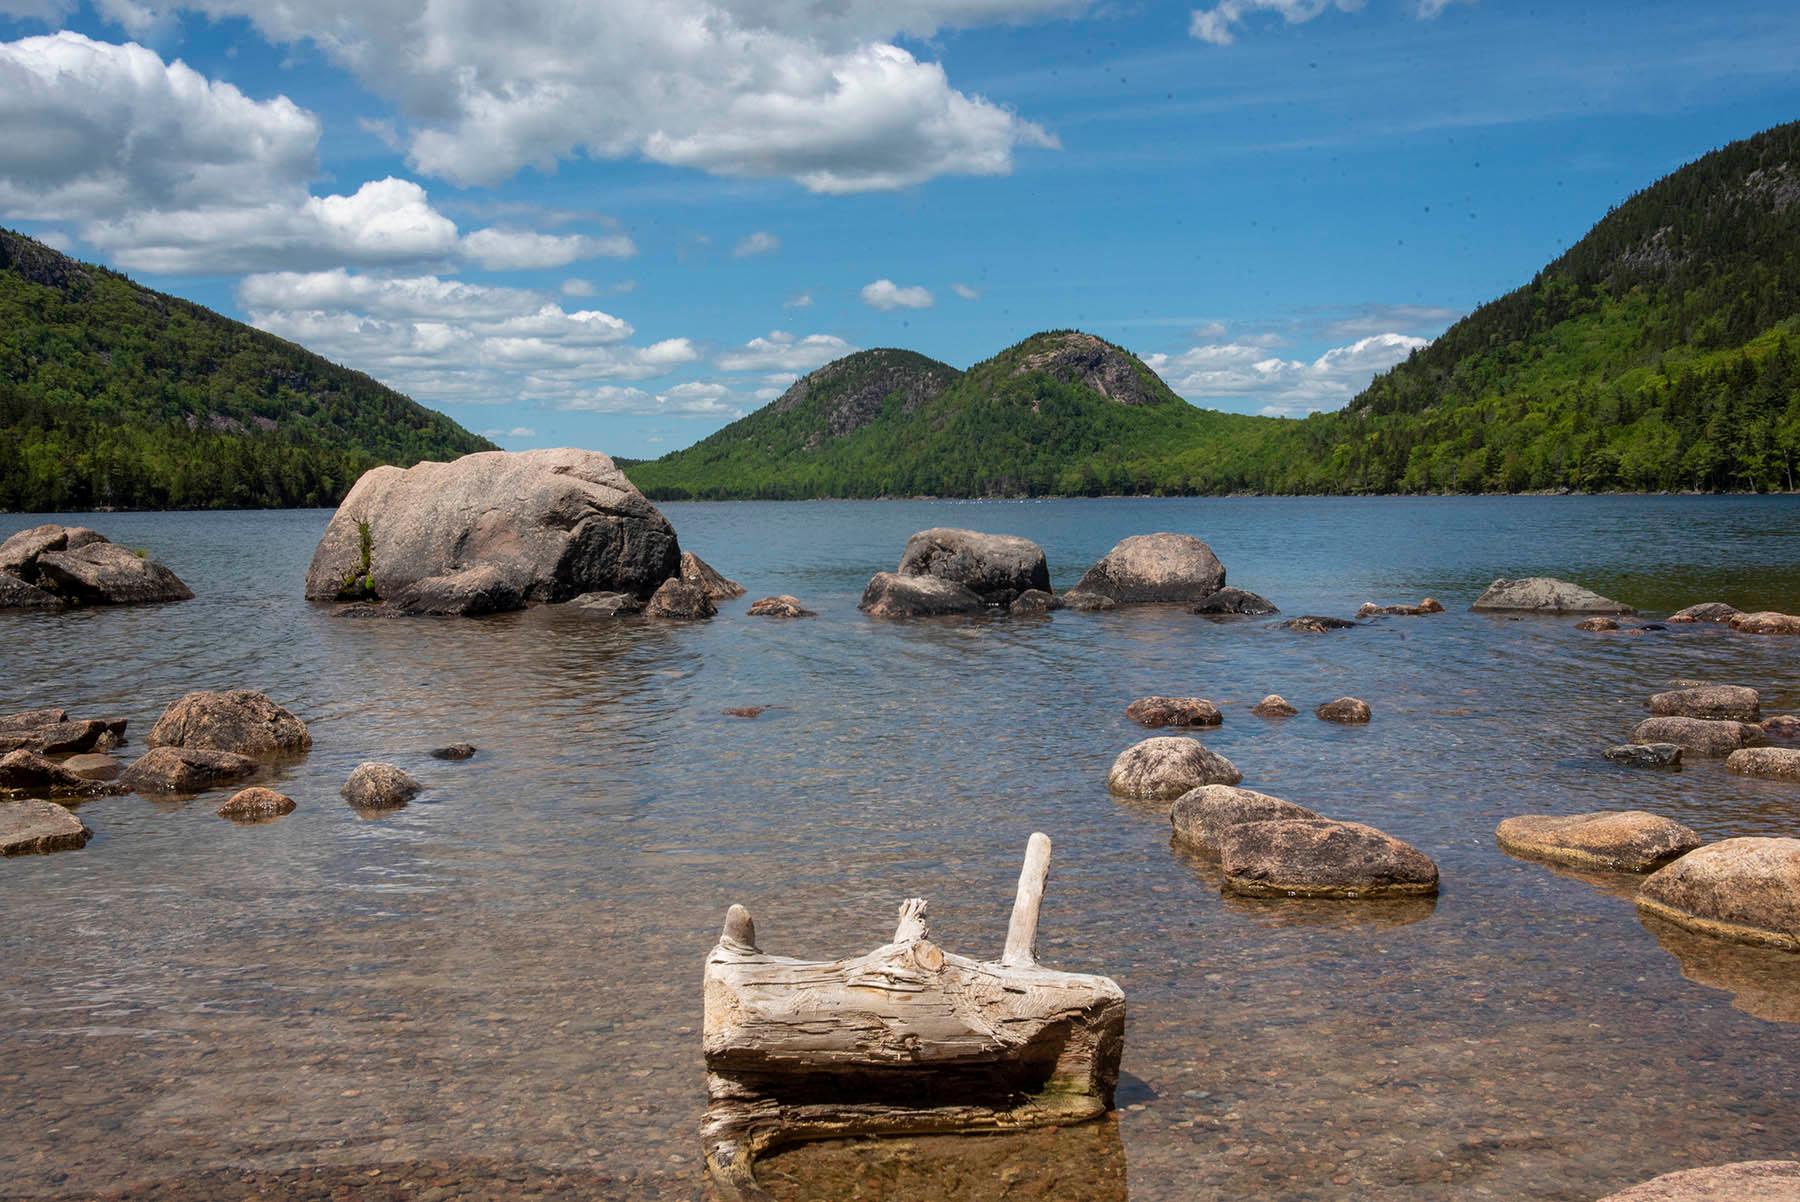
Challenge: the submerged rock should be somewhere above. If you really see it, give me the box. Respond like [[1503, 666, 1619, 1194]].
[[1169, 785, 1319, 856], [1666, 601, 1741, 624], [679, 551, 745, 600], [1219, 818, 1439, 899], [896, 528, 1049, 606], [1106, 736, 1241, 801], [1316, 697, 1372, 724], [1009, 589, 1060, 614], [1125, 697, 1222, 729], [147, 690, 312, 757], [0, 799, 91, 855], [1763, 715, 1800, 739], [747, 595, 815, 618], [1495, 811, 1701, 872], [1724, 747, 1800, 782], [859, 571, 985, 618], [1471, 577, 1634, 614], [1636, 837, 1800, 951], [60, 753, 120, 782], [1576, 616, 1621, 632], [1596, 1161, 1800, 1201], [429, 743, 477, 760], [1605, 742, 1683, 769], [1060, 591, 1117, 612], [1066, 533, 1227, 607], [644, 577, 717, 620], [1191, 587, 1277, 616], [342, 762, 421, 810], [1355, 598, 1444, 618], [1282, 615, 1355, 633], [1631, 716, 1762, 757], [216, 787, 296, 820], [723, 706, 766, 719], [1729, 610, 1800, 635], [0, 525, 191, 608], [304, 449, 680, 615], [1647, 685, 1760, 722], [1250, 694, 1298, 718], [568, 590, 646, 616], [119, 746, 259, 794]]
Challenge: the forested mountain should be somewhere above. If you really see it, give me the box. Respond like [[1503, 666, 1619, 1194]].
[[632, 121, 1800, 499], [628, 332, 1286, 499], [0, 229, 493, 511]]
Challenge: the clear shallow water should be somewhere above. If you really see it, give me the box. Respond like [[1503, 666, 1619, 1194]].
[[1, 495, 1798, 1201]]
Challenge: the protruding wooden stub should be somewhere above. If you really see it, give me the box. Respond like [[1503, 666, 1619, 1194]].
[[1002, 832, 1052, 967], [700, 831, 1124, 1201]]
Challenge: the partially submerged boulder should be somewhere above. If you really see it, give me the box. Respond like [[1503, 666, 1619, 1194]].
[[147, 690, 311, 757], [1191, 587, 1277, 616], [1356, 598, 1443, 618], [1066, 533, 1226, 607], [1250, 694, 1298, 718], [1219, 819, 1439, 899], [1647, 685, 1760, 722], [216, 787, 296, 820], [60, 753, 120, 782], [0, 525, 191, 607], [1636, 837, 1800, 950], [1764, 715, 1800, 739], [679, 551, 745, 600], [1282, 615, 1354, 633], [1471, 577, 1633, 614], [859, 571, 985, 618], [1666, 601, 1740, 624], [0, 719, 108, 755], [303, 449, 680, 616], [567, 590, 646, 616], [896, 528, 1049, 606], [342, 762, 421, 810], [1316, 697, 1372, 724], [1125, 697, 1221, 729], [747, 595, 815, 618], [1631, 716, 1762, 757], [0, 799, 92, 855], [1730, 610, 1800, 635], [119, 746, 259, 794], [0, 707, 67, 732], [1495, 811, 1701, 872], [1605, 742, 1683, 769], [1576, 616, 1620, 632], [1009, 589, 1060, 614], [1596, 1161, 1800, 1201], [1724, 747, 1800, 782], [644, 577, 717, 620], [1106, 736, 1241, 801], [429, 743, 477, 760], [1169, 785, 1319, 856], [0, 749, 119, 796]]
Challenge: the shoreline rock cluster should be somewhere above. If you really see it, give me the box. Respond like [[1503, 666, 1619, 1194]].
[[0, 524, 191, 608]]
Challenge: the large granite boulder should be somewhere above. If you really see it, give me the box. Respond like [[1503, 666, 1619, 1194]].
[[1647, 685, 1760, 722], [147, 690, 311, 757], [1218, 818, 1439, 899], [0, 799, 92, 855], [679, 552, 745, 600], [303, 449, 680, 616], [859, 571, 985, 618], [1730, 611, 1800, 635], [1470, 577, 1633, 614], [1170, 785, 1319, 855], [342, 762, 421, 809], [0, 524, 191, 607], [1125, 697, 1221, 728], [1724, 747, 1800, 782], [1631, 717, 1763, 757], [896, 528, 1049, 606], [1065, 533, 1226, 607], [1495, 811, 1701, 872], [1636, 837, 1800, 950], [1106, 736, 1241, 801], [1666, 602, 1740, 624], [1596, 1161, 1800, 1201], [119, 747, 259, 794]]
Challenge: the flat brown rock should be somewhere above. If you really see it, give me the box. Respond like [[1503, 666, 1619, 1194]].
[[1666, 601, 1740, 624], [1647, 685, 1760, 722], [1471, 576, 1633, 614], [1631, 716, 1762, 757], [60, 753, 120, 782], [216, 787, 297, 819], [1724, 746, 1800, 782], [0, 748, 118, 796], [1729, 610, 1800, 635], [0, 707, 68, 732], [1636, 837, 1800, 951], [747, 594, 814, 618], [644, 577, 717, 619], [1106, 736, 1241, 802], [1316, 696, 1372, 724], [1596, 1161, 1800, 1201], [1495, 811, 1701, 872], [0, 799, 91, 855], [1219, 818, 1439, 899], [1125, 696, 1221, 728], [147, 690, 312, 756], [1250, 694, 1297, 718], [1169, 785, 1319, 855], [119, 746, 260, 794], [859, 571, 984, 618]]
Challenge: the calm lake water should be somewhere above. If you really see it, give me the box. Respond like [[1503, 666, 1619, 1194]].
[[3, 496, 1799, 1202]]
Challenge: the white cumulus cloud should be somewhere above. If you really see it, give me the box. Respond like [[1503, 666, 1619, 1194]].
[[733, 231, 781, 257], [462, 227, 636, 270], [715, 330, 854, 372], [951, 282, 980, 300], [1147, 330, 1428, 416], [861, 278, 934, 310], [1189, 0, 1359, 44]]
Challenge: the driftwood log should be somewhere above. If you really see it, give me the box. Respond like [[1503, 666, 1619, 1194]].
[[701, 833, 1126, 1200]]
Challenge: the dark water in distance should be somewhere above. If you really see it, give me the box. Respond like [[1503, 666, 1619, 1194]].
[[2, 495, 1799, 1201]]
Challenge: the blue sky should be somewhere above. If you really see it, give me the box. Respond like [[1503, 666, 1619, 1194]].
[[2, 0, 1797, 457]]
